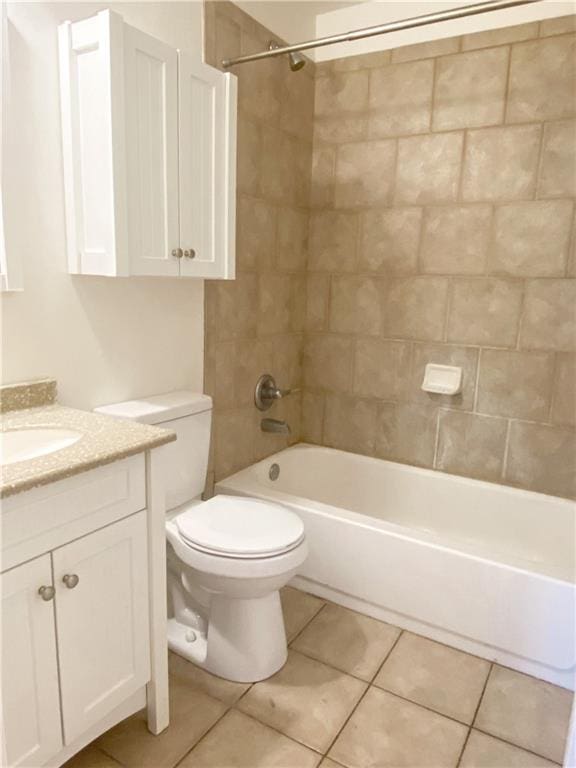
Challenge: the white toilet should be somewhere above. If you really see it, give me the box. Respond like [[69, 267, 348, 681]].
[[96, 391, 307, 683]]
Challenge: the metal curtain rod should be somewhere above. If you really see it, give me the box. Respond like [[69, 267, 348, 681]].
[[222, 0, 541, 67]]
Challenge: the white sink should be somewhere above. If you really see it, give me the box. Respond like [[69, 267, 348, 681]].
[[0, 428, 82, 465]]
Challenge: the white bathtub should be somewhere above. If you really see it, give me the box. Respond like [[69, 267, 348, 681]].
[[216, 443, 576, 689]]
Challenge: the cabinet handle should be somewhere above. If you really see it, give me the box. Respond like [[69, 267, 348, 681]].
[[171, 248, 183, 259], [38, 585, 55, 601], [184, 249, 196, 259], [62, 574, 80, 589]]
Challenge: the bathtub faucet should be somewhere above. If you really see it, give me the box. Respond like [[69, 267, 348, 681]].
[[261, 418, 291, 435]]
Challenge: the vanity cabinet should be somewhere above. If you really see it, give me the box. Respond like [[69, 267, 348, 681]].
[[59, 10, 237, 279]]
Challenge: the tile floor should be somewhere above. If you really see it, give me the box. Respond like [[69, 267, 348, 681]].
[[65, 587, 572, 768]]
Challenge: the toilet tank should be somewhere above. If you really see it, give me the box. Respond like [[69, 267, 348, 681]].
[[95, 391, 212, 511]]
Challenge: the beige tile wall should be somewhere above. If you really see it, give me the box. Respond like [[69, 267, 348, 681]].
[[203, 2, 314, 485], [303, 16, 576, 499]]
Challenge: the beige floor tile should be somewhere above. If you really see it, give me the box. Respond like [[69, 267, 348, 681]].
[[474, 666, 572, 763], [237, 650, 367, 752], [291, 603, 400, 681], [281, 586, 325, 641], [374, 633, 490, 724], [329, 686, 468, 768], [96, 679, 226, 768], [180, 710, 321, 768], [460, 730, 560, 768], [168, 651, 250, 706], [63, 745, 122, 768], [319, 760, 345, 768]]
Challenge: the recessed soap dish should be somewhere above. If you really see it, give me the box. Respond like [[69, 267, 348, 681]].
[[421, 364, 462, 395]]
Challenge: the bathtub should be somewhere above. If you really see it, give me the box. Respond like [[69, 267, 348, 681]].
[[216, 443, 576, 689]]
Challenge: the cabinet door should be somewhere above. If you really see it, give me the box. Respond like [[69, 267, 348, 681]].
[[53, 512, 150, 744], [178, 54, 237, 279], [1, 556, 62, 767], [124, 25, 180, 276]]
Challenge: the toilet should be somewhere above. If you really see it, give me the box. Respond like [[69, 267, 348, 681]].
[[95, 391, 307, 683]]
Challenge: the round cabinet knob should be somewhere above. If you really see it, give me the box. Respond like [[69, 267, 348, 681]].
[[62, 574, 80, 589], [171, 248, 183, 259], [38, 585, 55, 601], [184, 249, 196, 259]]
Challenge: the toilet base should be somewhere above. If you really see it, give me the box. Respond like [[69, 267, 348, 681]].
[[168, 590, 288, 683]]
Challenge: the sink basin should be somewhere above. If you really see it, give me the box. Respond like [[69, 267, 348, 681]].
[[0, 428, 82, 465]]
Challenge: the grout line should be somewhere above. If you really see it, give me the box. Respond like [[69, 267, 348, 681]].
[[287, 601, 328, 646], [471, 726, 564, 765], [472, 347, 482, 413], [171, 705, 233, 768]]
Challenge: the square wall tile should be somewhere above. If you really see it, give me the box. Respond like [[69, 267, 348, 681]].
[[281, 586, 325, 642], [395, 133, 463, 204], [359, 208, 422, 276], [551, 353, 576, 427], [383, 277, 449, 341], [315, 71, 369, 116], [538, 118, 576, 198], [329, 687, 467, 768], [314, 114, 368, 145], [489, 200, 573, 277], [433, 47, 509, 130], [410, 343, 479, 411], [292, 603, 400, 680], [391, 37, 460, 64], [420, 205, 492, 275], [333, 50, 392, 72], [507, 35, 576, 123], [257, 274, 293, 336], [301, 390, 326, 444], [213, 408, 255, 479], [505, 421, 576, 499], [374, 632, 490, 724], [520, 279, 576, 352], [335, 140, 396, 208], [310, 145, 335, 208], [460, 731, 559, 768], [461, 22, 538, 50], [323, 393, 378, 455], [375, 402, 438, 468], [353, 339, 412, 400], [236, 196, 276, 272], [212, 273, 258, 341], [276, 207, 308, 272], [303, 335, 354, 392], [475, 665, 573, 763], [447, 278, 523, 347], [329, 276, 382, 336], [306, 273, 330, 332], [540, 14, 576, 36], [237, 118, 262, 196], [309, 211, 358, 272], [368, 60, 433, 138], [477, 349, 554, 420], [237, 650, 367, 753], [462, 125, 541, 201], [179, 710, 321, 768], [436, 410, 507, 482]]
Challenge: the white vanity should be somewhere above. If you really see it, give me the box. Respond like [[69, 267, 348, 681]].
[[0, 381, 174, 768]]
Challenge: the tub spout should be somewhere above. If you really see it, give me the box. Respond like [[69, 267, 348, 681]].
[[261, 418, 291, 435]]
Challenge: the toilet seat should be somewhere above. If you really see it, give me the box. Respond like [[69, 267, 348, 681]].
[[175, 495, 305, 560]]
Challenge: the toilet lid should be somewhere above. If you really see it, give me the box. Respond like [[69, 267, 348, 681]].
[[175, 495, 305, 558]]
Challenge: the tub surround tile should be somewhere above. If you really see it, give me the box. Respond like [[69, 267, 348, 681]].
[[537, 119, 576, 198], [476, 349, 555, 421], [506, 35, 576, 123], [474, 666, 572, 763], [519, 280, 576, 351], [410, 343, 479, 411], [236, 196, 276, 272], [303, 335, 354, 392], [383, 277, 449, 342], [323, 393, 378, 455], [447, 278, 523, 347], [359, 208, 422, 275], [461, 22, 538, 50], [460, 731, 560, 768], [314, 114, 368, 145], [0, 378, 57, 413], [462, 125, 541, 201], [301, 391, 326, 443], [306, 274, 331, 331], [375, 402, 438, 468], [276, 207, 309, 273], [540, 14, 576, 37], [281, 586, 325, 642], [433, 47, 509, 130], [395, 133, 464, 204], [179, 710, 321, 768], [311, 145, 335, 208], [309, 211, 358, 272], [329, 276, 382, 336], [436, 410, 508, 482], [237, 118, 262, 196], [368, 60, 434, 138], [334, 140, 396, 208], [332, 50, 392, 72], [291, 603, 401, 681], [391, 37, 460, 64], [374, 633, 490, 724], [237, 650, 367, 753], [505, 421, 576, 499], [353, 339, 412, 401], [213, 408, 255, 479], [420, 205, 492, 275], [551, 353, 576, 426], [315, 71, 369, 117], [329, 686, 468, 768]]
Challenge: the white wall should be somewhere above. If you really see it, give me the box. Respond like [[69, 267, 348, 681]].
[[2, 1, 206, 410]]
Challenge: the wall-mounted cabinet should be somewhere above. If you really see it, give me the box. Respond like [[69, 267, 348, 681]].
[[58, 10, 237, 279]]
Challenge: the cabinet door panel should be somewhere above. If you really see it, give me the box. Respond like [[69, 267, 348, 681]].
[[124, 25, 179, 276], [53, 512, 150, 744], [1, 556, 62, 767], [179, 54, 237, 279]]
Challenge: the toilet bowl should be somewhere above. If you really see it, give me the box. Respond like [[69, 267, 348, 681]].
[[95, 391, 307, 683]]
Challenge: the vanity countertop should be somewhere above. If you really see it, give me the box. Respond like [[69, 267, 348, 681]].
[[1, 402, 175, 498]]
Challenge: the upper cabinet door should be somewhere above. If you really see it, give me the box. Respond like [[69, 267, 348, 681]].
[[124, 25, 180, 277], [53, 512, 150, 744], [178, 54, 237, 280], [1, 555, 63, 768]]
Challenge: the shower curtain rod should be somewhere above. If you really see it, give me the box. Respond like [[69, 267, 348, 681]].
[[221, 0, 541, 67]]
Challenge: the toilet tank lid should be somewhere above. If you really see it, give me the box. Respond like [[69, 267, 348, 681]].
[[94, 391, 213, 425]]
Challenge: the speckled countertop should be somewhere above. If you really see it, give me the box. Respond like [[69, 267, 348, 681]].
[[1, 400, 176, 499]]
